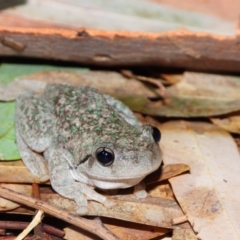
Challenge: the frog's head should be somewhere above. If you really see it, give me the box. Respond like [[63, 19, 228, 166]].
[[77, 124, 162, 190]]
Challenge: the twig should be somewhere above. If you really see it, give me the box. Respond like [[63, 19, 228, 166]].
[[0, 187, 119, 240], [15, 210, 44, 240], [121, 70, 166, 97], [0, 221, 64, 238], [172, 215, 188, 225], [0, 237, 16, 240], [32, 183, 43, 238]]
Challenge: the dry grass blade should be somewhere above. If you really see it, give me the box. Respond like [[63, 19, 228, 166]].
[[15, 210, 44, 240]]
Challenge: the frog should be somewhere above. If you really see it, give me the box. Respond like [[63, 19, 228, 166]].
[[15, 84, 162, 215]]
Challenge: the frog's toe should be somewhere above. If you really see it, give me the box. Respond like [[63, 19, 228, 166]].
[[134, 189, 148, 199], [39, 174, 50, 182], [77, 206, 89, 215], [103, 199, 117, 209]]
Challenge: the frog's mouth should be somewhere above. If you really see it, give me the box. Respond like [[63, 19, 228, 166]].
[[76, 152, 162, 189], [85, 167, 159, 190], [89, 174, 146, 189]]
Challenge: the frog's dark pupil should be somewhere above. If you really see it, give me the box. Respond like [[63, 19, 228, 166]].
[[152, 126, 161, 143], [96, 148, 114, 166]]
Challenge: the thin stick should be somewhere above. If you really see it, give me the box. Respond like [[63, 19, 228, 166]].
[[0, 187, 119, 240], [121, 70, 166, 97], [0, 221, 65, 238], [15, 210, 44, 240], [172, 215, 188, 225]]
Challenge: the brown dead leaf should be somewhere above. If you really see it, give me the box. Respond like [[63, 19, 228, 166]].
[[64, 225, 100, 240], [161, 73, 183, 84], [64, 218, 169, 240], [0, 183, 32, 211], [211, 113, 240, 134], [104, 218, 169, 240], [145, 163, 190, 185], [41, 191, 184, 228], [147, 183, 175, 200], [0, 71, 158, 101], [123, 72, 240, 117], [172, 228, 198, 240], [0, 161, 45, 183], [160, 121, 240, 240]]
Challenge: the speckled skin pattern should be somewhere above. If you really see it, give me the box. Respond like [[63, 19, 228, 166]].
[[15, 84, 162, 215]]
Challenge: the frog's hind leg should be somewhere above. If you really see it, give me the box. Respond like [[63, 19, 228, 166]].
[[44, 148, 89, 215], [15, 91, 53, 181]]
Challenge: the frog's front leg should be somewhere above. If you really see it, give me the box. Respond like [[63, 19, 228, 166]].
[[44, 148, 116, 215], [134, 181, 148, 199], [15, 127, 49, 182]]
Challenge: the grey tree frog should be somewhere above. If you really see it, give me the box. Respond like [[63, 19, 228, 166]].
[[15, 84, 162, 215]]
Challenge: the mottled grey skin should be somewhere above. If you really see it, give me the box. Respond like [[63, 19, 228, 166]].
[[15, 84, 162, 215]]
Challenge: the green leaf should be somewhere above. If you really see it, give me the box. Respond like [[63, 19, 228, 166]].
[[0, 63, 87, 84], [0, 63, 88, 160], [0, 102, 20, 160]]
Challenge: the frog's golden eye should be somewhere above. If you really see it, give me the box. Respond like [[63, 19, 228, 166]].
[[152, 126, 161, 143], [96, 147, 114, 166]]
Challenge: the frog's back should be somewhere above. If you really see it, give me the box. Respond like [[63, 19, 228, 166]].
[[43, 84, 127, 149], [44, 83, 114, 123]]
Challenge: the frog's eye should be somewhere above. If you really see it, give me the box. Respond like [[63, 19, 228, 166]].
[[152, 126, 161, 143], [96, 147, 114, 166]]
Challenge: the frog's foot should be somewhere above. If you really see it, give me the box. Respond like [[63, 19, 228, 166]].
[[39, 173, 50, 182], [103, 199, 117, 209], [134, 189, 148, 199], [76, 205, 89, 215], [134, 182, 148, 199]]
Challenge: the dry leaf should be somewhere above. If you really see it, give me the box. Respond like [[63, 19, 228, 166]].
[[166, 72, 240, 116], [211, 114, 240, 134], [124, 72, 240, 117], [160, 121, 240, 240], [64, 225, 101, 240], [161, 73, 183, 84], [145, 163, 190, 185], [64, 219, 169, 240], [0, 161, 45, 183], [172, 228, 197, 240], [147, 183, 175, 200], [40, 191, 184, 228], [0, 70, 158, 101], [0, 183, 32, 211]]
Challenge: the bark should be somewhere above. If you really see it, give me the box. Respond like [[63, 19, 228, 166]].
[[0, 26, 240, 71]]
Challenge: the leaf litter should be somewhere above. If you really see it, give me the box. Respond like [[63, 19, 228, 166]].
[[122, 71, 240, 117], [1, 64, 240, 239]]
